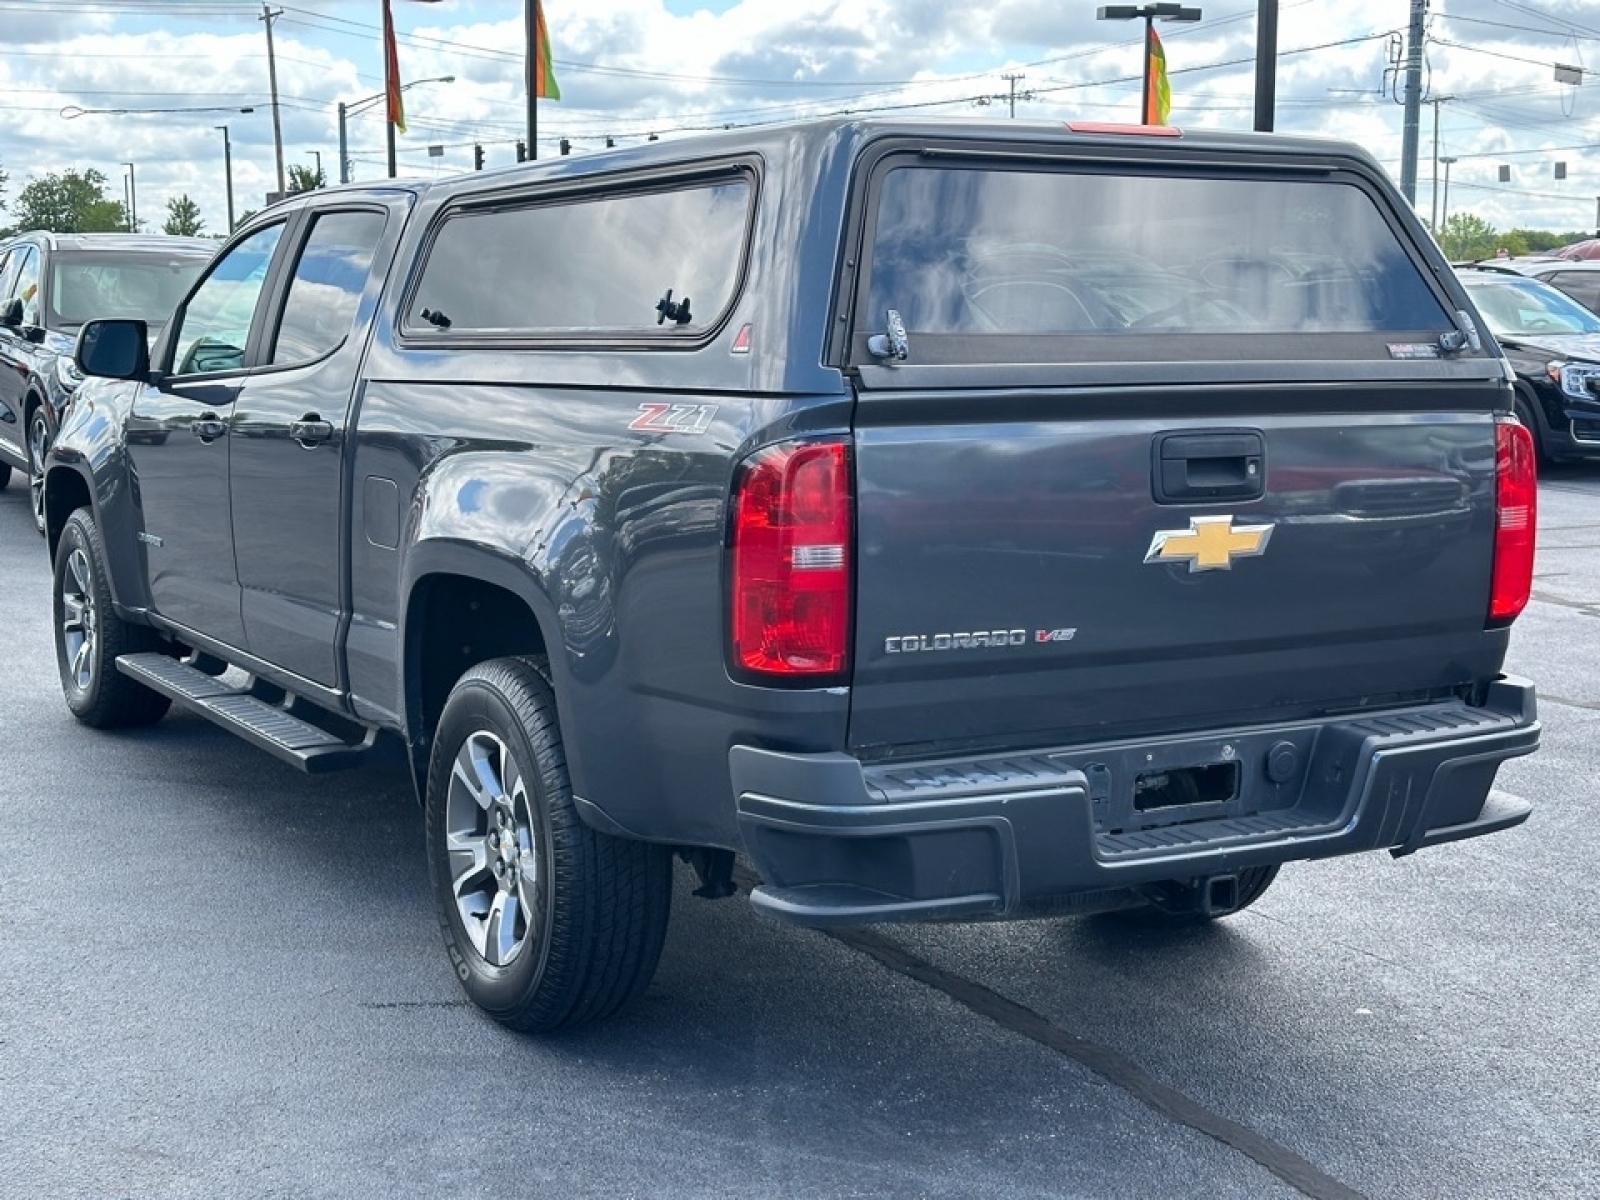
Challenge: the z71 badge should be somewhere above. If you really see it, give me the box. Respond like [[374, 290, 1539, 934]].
[[628, 403, 717, 435]]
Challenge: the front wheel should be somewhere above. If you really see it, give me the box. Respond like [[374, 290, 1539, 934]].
[[425, 657, 672, 1032], [1513, 394, 1550, 466], [28, 408, 50, 535], [53, 509, 171, 728]]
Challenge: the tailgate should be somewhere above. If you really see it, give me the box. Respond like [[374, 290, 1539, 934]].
[[838, 134, 1512, 754], [847, 388, 1505, 751]]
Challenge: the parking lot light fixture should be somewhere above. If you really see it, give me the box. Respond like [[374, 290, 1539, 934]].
[[1096, 3, 1203, 126], [339, 74, 454, 184]]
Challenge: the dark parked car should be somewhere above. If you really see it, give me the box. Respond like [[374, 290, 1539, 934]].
[[1479, 256, 1600, 317], [0, 231, 213, 530], [1457, 266, 1600, 463]]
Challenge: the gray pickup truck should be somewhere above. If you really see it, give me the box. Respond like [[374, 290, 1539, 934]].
[[48, 117, 1540, 1032]]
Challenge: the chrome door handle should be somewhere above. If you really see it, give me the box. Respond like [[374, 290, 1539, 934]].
[[191, 415, 227, 441], [290, 418, 334, 448]]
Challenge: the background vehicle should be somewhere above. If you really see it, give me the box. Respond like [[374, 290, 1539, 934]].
[[1457, 265, 1600, 462], [1473, 256, 1600, 317], [49, 120, 1540, 1032], [0, 232, 213, 532]]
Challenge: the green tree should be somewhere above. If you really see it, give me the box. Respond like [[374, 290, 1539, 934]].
[[9, 168, 128, 233], [1435, 212, 1502, 262], [163, 193, 204, 236], [286, 163, 326, 194]]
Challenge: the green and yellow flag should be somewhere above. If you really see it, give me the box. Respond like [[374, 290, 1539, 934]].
[[534, 0, 561, 100], [1147, 27, 1171, 125]]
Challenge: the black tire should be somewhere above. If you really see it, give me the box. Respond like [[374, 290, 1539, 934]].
[[53, 508, 171, 729], [0, 461, 10, 489], [1513, 394, 1550, 466], [425, 657, 672, 1032], [28, 406, 50, 536]]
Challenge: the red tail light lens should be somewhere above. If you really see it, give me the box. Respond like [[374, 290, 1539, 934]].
[[730, 440, 852, 679], [1490, 417, 1536, 623]]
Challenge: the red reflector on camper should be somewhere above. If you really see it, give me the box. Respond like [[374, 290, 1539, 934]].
[[1065, 122, 1182, 136]]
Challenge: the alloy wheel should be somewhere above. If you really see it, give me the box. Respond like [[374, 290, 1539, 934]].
[[28, 412, 49, 533], [444, 729, 541, 967], [59, 547, 98, 692]]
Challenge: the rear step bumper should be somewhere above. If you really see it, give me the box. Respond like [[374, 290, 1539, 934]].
[[731, 676, 1539, 927]]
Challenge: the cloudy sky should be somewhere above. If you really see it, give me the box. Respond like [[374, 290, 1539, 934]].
[[4, 0, 1600, 237]]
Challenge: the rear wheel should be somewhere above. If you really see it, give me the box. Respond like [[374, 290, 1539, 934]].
[[28, 407, 50, 535], [53, 509, 171, 728], [0, 461, 10, 489], [425, 657, 672, 1032]]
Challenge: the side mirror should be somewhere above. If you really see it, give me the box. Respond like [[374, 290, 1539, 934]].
[[0, 297, 21, 328], [75, 319, 151, 381]]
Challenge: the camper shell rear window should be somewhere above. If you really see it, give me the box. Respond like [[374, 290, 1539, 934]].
[[851, 155, 1459, 367]]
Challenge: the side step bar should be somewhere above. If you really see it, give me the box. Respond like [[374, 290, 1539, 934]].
[[117, 652, 392, 774]]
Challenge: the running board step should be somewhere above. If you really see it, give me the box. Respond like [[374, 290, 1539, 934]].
[[116, 652, 390, 774]]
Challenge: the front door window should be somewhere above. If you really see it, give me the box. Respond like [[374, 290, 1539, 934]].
[[169, 223, 284, 376]]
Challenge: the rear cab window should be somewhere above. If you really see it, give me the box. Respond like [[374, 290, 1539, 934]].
[[847, 146, 1467, 371], [405, 167, 755, 344]]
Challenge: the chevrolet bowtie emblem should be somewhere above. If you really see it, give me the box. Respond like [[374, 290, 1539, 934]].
[[1145, 515, 1275, 572]]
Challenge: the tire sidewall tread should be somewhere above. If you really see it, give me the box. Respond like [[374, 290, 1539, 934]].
[[425, 657, 670, 1033], [53, 509, 170, 729]]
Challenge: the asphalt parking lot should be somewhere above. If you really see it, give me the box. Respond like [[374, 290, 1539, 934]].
[[1, 469, 1595, 1200]]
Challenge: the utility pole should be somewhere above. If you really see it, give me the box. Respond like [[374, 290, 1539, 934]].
[[261, 4, 286, 199], [216, 125, 235, 233], [124, 162, 137, 232], [1002, 72, 1026, 118], [1399, 0, 1426, 205]]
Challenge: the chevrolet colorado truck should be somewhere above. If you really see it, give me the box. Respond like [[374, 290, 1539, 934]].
[[47, 118, 1540, 1032]]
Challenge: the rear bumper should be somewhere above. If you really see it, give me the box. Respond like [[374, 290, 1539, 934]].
[[731, 677, 1539, 927]]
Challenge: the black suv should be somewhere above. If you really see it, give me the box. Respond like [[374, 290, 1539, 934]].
[[0, 231, 213, 531], [1456, 265, 1600, 463]]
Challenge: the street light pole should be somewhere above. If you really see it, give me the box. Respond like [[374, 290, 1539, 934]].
[[1096, 4, 1203, 126], [216, 125, 236, 233], [1427, 95, 1455, 232], [1439, 156, 1458, 235], [339, 75, 453, 184], [124, 162, 137, 232]]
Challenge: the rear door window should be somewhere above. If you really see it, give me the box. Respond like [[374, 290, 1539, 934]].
[[1544, 270, 1600, 314], [854, 157, 1455, 365], [408, 174, 752, 339], [270, 209, 387, 365]]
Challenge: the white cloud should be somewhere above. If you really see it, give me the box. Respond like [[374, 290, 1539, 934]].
[[4, 0, 1600, 237]]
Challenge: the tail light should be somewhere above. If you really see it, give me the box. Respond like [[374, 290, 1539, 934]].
[[1490, 416, 1536, 623], [729, 439, 852, 679]]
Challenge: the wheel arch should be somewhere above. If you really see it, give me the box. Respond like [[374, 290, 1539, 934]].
[[400, 541, 563, 802], [43, 461, 94, 563]]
